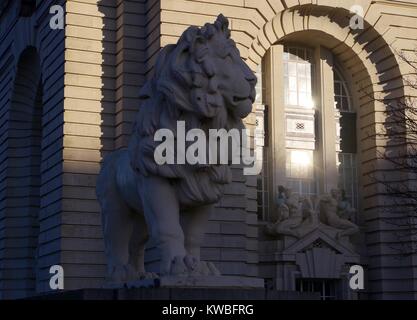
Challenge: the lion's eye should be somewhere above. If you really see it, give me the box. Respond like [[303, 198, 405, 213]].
[[225, 54, 233, 63]]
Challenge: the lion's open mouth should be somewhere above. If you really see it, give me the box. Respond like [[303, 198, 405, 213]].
[[233, 90, 256, 104], [233, 96, 249, 103]]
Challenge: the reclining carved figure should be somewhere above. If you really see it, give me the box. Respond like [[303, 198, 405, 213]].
[[266, 187, 359, 240]]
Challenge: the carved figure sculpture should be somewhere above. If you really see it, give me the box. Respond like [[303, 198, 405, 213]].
[[336, 189, 356, 221], [266, 187, 303, 238], [96, 14, 257, 284], [266, 187, 359, 241], [319, 189, 359, 239]]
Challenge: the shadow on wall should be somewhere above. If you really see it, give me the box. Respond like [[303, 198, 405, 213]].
[[4, 46, 42, 299], [95, 0, 150, 286]]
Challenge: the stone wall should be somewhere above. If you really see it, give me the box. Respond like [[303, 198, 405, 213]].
[[1, 0, 417, 299], [0, 0, 66, 298]]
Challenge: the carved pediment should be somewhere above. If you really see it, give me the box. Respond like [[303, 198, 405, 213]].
[[279, 229, 360, 279], [283, 228, 359, 261], [302, 239, 336, 253]]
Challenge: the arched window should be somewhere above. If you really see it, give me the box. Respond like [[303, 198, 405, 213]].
[[257, 44, 359, 222]]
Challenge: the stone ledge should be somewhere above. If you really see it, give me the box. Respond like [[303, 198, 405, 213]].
[[125, 276, 265, 289], [30, 288, 320, 300]]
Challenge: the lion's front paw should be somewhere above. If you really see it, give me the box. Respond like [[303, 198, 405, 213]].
[[184, 255, 199, 271], [138, 271, 159, 280], [167, 256, 221, 276], [169, 256, 189, 275]]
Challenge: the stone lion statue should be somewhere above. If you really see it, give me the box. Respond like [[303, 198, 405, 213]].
[[96, 14, 257, 285]]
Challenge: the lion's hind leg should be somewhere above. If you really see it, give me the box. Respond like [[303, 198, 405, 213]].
[[97, 151, 137, 285], [128, 214, 158, 279], [102, 202, 139, 285]]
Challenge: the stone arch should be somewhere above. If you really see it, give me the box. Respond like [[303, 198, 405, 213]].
[[247, 5, 404, 96], [244, 3, 410, 296], [4, 46, 43, 299], [245, 5, 406, 208]]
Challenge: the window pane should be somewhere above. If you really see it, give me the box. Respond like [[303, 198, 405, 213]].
[[304, 79, 310, 92], [286, 149, 313, 179], [283, 47, 314, 109], [297, 63, 305, 76], [288, 62, 297, 76], [289, 91, 297, 105], [305, 64, 311, 77], [342, 97, 349, 111], [340, 112, 357, 153], [338, 153, 358, 211], [334, 82, 341, 96], [289, 48, 297, 60], [299, 77, 307, 92], [334, 69, 352, 111], [289, 76, 297, 91], [297, 48, 304, 60], [299, 92, 309, 107], [283, 51, 289, 61], [335, 96, 342, 109]]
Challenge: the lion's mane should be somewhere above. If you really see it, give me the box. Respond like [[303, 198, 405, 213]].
[[128, 15, 253, 207]]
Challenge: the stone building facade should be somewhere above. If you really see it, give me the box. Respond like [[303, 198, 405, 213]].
[[0, 0, 417, 299]]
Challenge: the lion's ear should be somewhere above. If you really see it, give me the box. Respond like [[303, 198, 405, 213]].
[[214, 14, 230, 38], [139, 44, 176, 100]]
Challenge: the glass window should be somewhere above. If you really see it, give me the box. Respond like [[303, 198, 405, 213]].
[[334, 69, 352, 112], [285, 148, 317, 197], [286, 149, 314, 179], [296, 278, 339, 300], [283, 46, 314, 109], [258, 46, 360, 222], [257, 102, 270, 221], [283, 46, 316, 197], [334, 67, 358, 210], [257, 146, 270, 221], [338, 153, 358, 211]]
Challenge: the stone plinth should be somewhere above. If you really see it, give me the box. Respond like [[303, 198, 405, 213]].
[[126, 276, 265, 289], [30, 288, 320, 300]]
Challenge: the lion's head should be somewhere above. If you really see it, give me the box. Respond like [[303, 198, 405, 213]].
[[136, 14, 256, 134], [129, 14, 257, 207]]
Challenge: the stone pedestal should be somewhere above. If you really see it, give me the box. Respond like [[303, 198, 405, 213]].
[[31, 288, 320, 300], [126, 276, 264, 289]]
